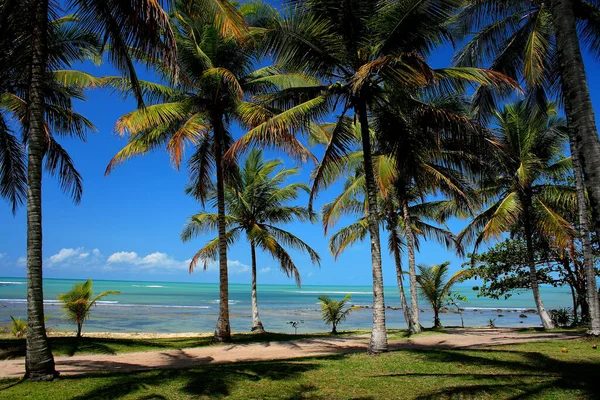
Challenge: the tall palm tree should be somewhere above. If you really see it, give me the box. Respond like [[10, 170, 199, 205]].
[[458, 101, 575, 329], [181, 149, 320, 332], [0, 11, 101, 380], [416, 261, 466, 328], [107, 1, 315, 342], [452, 0, 600, 334], [231, 0, 516, 353]]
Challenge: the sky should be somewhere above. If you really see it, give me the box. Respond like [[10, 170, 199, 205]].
[[2, 3, 600, 287]]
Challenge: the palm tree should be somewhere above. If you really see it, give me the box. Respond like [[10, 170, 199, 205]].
[[0, 11, 102, 380], [458, 101, 576, 329], [453, 0, 600, 334], [318, 294, 353, 334], [416, 262, 466, 328], [57, 279, 120, 338], [231, 0, 516, 353], [181, 149, 320, 332]]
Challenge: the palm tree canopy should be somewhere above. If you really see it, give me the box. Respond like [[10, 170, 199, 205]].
[[416, 261, 466, 309], [459, 100, 576, 254], [182, 149, 320, 285], [318, 294, 353, 327], [57, 279, 120, 324]]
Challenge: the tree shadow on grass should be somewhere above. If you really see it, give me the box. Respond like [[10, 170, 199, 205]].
[[372, 347, 600, 399], [61, 354, 345, 400]]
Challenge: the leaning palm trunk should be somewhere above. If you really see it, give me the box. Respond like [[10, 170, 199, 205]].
[[358, 102, 388, 354], [550, 0, 600, 240], [25, 0, 57, 381], [570, 140, 600, 334], [213, 118, 231, 342], [390, 225, 412, 330], [250, 242, 265, 333], [523, 204, 555, 329], [402, 203, 421, 334]]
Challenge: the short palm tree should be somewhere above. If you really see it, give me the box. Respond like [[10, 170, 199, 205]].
[[416, 262, 466, 328], [458, 101, 575, 329], [453, 0, 600, 336], [106, 1, 315, 342], [57, 279, 120, 338], [182, 149, 320, 332], [232, 0, 517, 354], [318, 294, 352, 334]]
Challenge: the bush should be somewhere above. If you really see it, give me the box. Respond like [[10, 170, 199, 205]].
[[10, 316, 27, 337], [550, 307, 574, 328]]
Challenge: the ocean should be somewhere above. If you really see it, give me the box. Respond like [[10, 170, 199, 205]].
[[0, 278, 575, 334]]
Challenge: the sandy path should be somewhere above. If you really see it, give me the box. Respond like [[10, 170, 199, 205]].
[[0, 328, 581, 379]]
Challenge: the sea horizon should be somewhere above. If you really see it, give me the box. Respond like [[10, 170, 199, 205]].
[[1, 277, 575, 334]]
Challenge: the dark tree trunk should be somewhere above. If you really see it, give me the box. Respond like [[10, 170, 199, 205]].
[[390, 222, 412, 331], [523, 198, 555, 329], [213, 116, 231, 342], [250, 242, 265, 333], [550, 0, 600, 243], [402, 202, 421, 334], [569, 136, 600, 333], [25, 0, 57, 382], [357, 100, 388, 354], [77, 322, 82, 338]]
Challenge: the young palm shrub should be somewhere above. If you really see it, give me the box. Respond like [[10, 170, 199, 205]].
[[182, 149, 320, 333], [416, 262, 466, 329], [452, 0, 600, 334], [318, 295, 352, 334], [57, 279, 120, 338], [10, 316, 27, 338], [106, 1, 315, 342], [231, 0, 517, 354], [459, 101, 576, 329]]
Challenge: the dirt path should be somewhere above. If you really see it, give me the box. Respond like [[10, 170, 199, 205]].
[[0, 328, 582, 379]]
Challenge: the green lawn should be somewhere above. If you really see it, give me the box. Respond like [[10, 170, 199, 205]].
[[1, 338, 599, 399]]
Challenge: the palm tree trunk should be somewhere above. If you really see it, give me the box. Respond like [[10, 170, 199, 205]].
[[250, 242, 265, 333], [523, 200, 555, 329], [434, 308, 441, 329], [25, 0, 56, 382], [77, 321, 82, 338], [357, 101, 388, 354], [213, 117, 231, 343], [550, 0, 600, 241], [402, 202, 421, 334], [390, 225, 412, 331], [569, 138, 600, 334]]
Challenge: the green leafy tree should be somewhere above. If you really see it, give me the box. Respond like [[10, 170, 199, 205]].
[[459, 101, 576, 329], [182, 149, 320, 332], [416, 262, 467, 328], [318, 294, 353, 334], [231, 0, 516, 354], [452, 0, 600, 334], [57, 279, 120, 338], [106, 1, 315, 342]]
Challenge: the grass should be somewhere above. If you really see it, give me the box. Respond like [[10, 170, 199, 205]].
[[1, 338, 599, 399], [0, 329, 444, 360]]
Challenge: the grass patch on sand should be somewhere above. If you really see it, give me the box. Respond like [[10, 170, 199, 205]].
[[0, 329, 444, 360], [1, 338, 599, 399]]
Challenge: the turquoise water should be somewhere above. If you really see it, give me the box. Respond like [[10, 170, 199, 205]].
[[0, 278, 575, 334]]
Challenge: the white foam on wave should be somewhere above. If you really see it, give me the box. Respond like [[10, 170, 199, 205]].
[[132, 285, 165, 288], [291, 291, 373, 295], [462, 307, 529, 311], [0, 298, 209, 309], [0, 281, 26, 285], [206, 300, 240, 304]]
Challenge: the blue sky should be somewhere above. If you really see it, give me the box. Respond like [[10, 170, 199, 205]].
[[2, 3, 600, 286]]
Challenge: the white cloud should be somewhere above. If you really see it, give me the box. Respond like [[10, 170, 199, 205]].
[[259, 267, 271, 274], [307, 272, 313, 278], [107, 251, 191, 272], [17, 257, 26, 267], [49, 248, 85, 264], [107, 251, 139, 264], [92, 248, 100, 256], [79, 253, 89, 259]]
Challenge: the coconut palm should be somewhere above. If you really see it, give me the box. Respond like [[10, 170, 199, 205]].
[[416, 261, 466, 328], [458, 101, 576, 329], [105, 1, 317, 342], [181, 149, 320, 332], [452, 0, 600, 334], [57, 279, 120, 338], [0, 11, 102, 380], [231, 0, 516, 353], [318, 294, 353, 334]]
